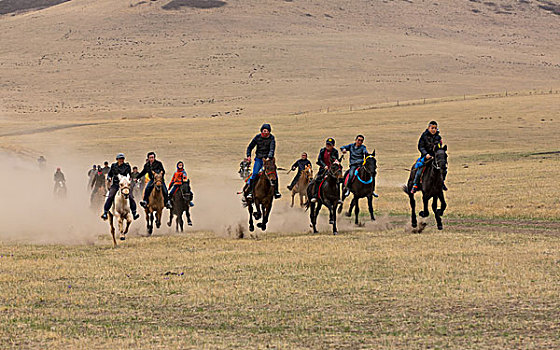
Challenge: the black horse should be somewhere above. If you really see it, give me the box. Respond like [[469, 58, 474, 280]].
[[403, 145, 448, 230], [167, 180, 193, 232], [307, 160, 343, 235], [339, 152, 377, 225]]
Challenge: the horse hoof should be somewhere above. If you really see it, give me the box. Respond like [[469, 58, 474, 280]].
[[167, 221, 171, 227], [188, 221, 192, 226], [329, 220, 334, 224], [438, 225, 443, 230], [249, 225, 254, 232], [371, 217, 376, 221], [256, 223, 262, 228], [344, 212, 351, 217], [419, 211, 429, 218], [260, 225, 266, 231], [119, 235, 126, 241], [412, 223, 417, 228], [333, 231, 338, 235]]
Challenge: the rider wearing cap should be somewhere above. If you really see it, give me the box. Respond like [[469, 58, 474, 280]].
[[138, 151, 171, 209], [101, 153, 139, 220], [245, 123, 281, 199], [309, 138, 340, 203]]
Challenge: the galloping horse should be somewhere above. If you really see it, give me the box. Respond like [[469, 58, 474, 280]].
[[339, 152, 377, 225], [291, 164, 313, 208], [307, 160, 343, 235], [145, 172, 165, 235], [245, 158, 276, 233], [403, 145, 448, 230], [90, 171, 107, 211], [107, 175, 133, 246], [167, 179, 193, 232]]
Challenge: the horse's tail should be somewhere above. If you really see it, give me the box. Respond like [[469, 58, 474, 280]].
[[402, 184, 410, 195]]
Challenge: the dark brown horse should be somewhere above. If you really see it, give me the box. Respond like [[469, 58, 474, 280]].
[[403, 145, 448, 230], [306, 160, 343, 235], [167, 180, 193, 232], [245, 158, 276, 233], [338, 152, 377, 225]]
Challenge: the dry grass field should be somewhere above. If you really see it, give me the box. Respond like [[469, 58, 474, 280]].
[[1, 0, 559, 348]]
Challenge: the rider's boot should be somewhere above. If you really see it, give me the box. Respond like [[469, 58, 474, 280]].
[[101, 212, 108, 220], [411, 168, 423, 194], [272, 179, 282, 199], [246, 180, 255, 200]]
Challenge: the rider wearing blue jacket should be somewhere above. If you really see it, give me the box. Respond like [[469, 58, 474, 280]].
[[340, 135, 368, 197]]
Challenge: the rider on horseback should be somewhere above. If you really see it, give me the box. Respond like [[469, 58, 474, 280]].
[[245, 123, 281, 200], [53, 167, 66, 191], [341, 135, 369, 197], [411, 121, 448, 194], [101, 153, 140, 220], [168, 161, 194, 207], [309, 138, 339, 203], [287, 152, 312, 191], [138, 152, 171, 209]]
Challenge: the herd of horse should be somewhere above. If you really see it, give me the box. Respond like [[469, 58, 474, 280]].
[[91, 144, 448, 246], [243, 144, 448, 236]]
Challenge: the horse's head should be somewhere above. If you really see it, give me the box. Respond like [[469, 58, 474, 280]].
[[180, 180, 192, 202], [363, 151, 377, 176], [263, 158, 277, 181], [152, 171, 163, 190], [304, 164, 313, 180], [434, 144, 448, 171], [328, 160, 343, 179], [118, 175, 131, 199]]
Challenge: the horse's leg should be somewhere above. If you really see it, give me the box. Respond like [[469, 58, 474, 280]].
[[409, 194, 417, 228], [291, 190, 295, 208], [156, 209, 162, 229], [346, 197, 355, 217], [147, 212, 153, 235], [167, 208, 173, 227], [177, 212, 183, 232], [122, 217, 131, 240], [354, 197, 360, 225], [367, 195, 375, 221], [324, 201, 336, 234], [332, 201, 338, 235], [433, 196, 443, 230], [248, 202, 255, 232], [324, 201, 335, 225], [260, 202, 271, 231], [309, 202, 317, 233], [117, 216, 124, 236], [437, 192, 447, 217], [253, 199, 262, 220], [108, 213, 116, 247], [186, 206, 192, 226], [419, 194, 430, 218]]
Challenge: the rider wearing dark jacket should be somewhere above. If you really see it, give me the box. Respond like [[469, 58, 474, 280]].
[[138, 152, 171, 208], [411, 121, 447, 193], [310, 138, 339, 203], [287, 153, 312, 190], [245, 123, 281, 199], [101, 153, 139, 221]]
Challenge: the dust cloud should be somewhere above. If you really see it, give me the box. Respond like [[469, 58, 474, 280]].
[[1, 153, 392, 245]]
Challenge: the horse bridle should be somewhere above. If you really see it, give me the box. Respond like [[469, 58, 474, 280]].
[[362, 155, 376, 176]]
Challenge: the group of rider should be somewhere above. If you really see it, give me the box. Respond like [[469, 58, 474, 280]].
[[244, 121, 447, 202], [93, 120, 445, 220], [99, 152, 194, 221]]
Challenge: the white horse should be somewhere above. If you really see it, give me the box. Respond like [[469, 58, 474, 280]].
[[107, 175, 133, 247]]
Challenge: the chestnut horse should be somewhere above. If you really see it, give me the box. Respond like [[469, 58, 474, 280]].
[[291, 164, 313, 208], [245, 158, 276, 233], [145, 172, 165, 235]]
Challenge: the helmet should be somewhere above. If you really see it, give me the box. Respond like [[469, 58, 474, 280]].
[[116, 153, 125, 160], [326, 138, 335, 146]]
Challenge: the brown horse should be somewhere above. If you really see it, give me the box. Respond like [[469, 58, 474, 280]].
[[145, 172, 165, 235], [291, 164, 313, 208], [245, 158, 276, 233]]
